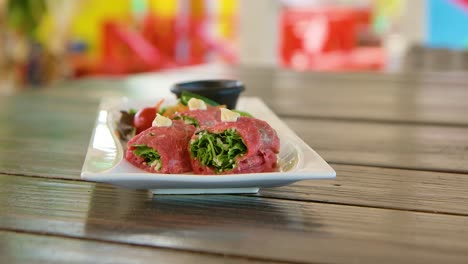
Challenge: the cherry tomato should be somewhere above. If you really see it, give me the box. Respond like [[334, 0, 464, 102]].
[[133, 107, 156, 134]]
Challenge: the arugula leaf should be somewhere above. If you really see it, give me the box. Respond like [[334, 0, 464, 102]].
[[190, 129, 247, 173], [132, 144, 162, 170], [158, 107, 167, 115], [173, 115, 199, 127], [232, 110, 253, 117], [180, 91, 220, 106]]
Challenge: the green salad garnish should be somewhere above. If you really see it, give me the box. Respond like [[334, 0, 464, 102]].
[[158, 107, 167, 115], [128, 108, 138, 115], [180, 91, 220, 106], [190, 129, 247, 173], [132, 144, 162, 170], [173, 115, 199, 127], [232, 109, 253, 117]]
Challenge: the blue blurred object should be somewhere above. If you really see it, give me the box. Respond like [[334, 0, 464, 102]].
[[69, 41, 88, 53], [428, 0, 468, 49]]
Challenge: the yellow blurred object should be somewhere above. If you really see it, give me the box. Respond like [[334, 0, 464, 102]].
[[375, 0, 403, 18], [37, 0, 132, 60], [148, 0, 177, 18], [218, 0, 237, 39], [70, 0, 132, 60], [31, 0, 239, 76]]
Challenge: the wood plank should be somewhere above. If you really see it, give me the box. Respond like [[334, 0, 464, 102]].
[[262, 81, 468, 126], [2, 136, 468, 218], [0, 95, 96, 144], [0, 138, 88, 178], [127, 64, 468, 85], [243, 73, 468, 126], [258, 164, 468, 215], [1, 175, 467, 264], [0, 231, 278, 264], [284, 118, 468, 173], [0, 94, 97, 178]]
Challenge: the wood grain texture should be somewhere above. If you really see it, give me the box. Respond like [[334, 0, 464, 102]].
[[258, 164, 468, 215], [164, 64, 468, 85], [245, 73, 468, 126], [284, 118, 468, 173], [0, 94, 97, 178], [0, 231, 279, 264], [1, 175, 467, 264]]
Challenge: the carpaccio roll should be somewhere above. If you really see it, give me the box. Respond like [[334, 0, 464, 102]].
[[171, 106, 221, 127], [189, 117, 280, 174], [125, 120, 195, 174]]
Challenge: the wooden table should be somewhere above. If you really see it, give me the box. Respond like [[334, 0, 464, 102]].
[[1, 64, 468, 263]]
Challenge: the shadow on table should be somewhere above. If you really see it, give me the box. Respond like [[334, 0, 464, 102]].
[[83, 184, 323, 239]]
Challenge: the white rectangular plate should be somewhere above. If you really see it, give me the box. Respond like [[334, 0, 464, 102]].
[[81, 96, 335, 194]]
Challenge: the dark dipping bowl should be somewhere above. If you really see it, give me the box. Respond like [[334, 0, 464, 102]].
[[170, 79, 245, 109]]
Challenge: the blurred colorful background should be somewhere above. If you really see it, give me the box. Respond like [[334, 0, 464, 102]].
[[0, 0, 467, 91]]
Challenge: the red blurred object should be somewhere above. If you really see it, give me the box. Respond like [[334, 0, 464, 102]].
[[93, 13, 237, 76], [452, 0, 468, 12], [279, 7, 384, 71], [98, 21, 175, 75], [178, 14, 237, 65], [141, 14, 178, 62], [80, 0, 238, 77]]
